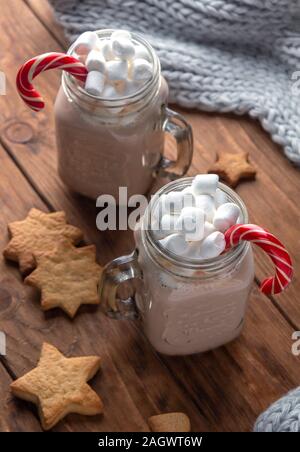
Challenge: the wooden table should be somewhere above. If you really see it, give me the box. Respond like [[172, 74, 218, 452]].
[[0, 0, 299, 433]]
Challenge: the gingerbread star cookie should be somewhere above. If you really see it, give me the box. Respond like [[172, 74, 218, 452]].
[[3, 208, 83, 274], [148, 412, 191, 432], [208, 151, 256, 187], [11, 343, 103, 430], [25, 239, 102, 318]]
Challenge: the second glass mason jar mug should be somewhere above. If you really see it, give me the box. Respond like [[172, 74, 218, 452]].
[[54, 30, 193, 200], [99, 178, 255, 356]]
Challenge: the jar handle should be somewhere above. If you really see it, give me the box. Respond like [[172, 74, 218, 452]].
[[157, 107, 193, 179], [98, 250, 142, 320]]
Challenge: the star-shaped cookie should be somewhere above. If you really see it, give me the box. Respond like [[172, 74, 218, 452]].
[[25, 239, 102, 318], [3, 208, 83, 274], [208, 151, 256, 187], [11, 343, 103, 430]]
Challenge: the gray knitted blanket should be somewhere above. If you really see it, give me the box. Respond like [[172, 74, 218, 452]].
[[254, 387, 300, 432], [49, 0, 300, 164]]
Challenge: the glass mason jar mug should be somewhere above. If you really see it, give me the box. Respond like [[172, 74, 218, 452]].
[[99, 178, 255, 356], [54, 30, 193, 200]]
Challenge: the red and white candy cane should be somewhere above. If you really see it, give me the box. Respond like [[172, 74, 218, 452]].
[[224, 224, 293, 295], [16, 52, 88, 112]]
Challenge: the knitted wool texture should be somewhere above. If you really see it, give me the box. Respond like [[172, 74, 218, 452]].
[[254, 387, 300, 432], [49, 0, 300, 164]]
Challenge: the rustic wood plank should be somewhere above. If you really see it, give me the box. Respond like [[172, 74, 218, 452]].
[[0, 362, 43, 432], [163, 285, 300, 432], [25, 0, 68, 48]]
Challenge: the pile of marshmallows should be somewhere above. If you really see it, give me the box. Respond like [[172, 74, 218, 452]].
[[74, 30, 153, 98], [152, 174, 242, 260]]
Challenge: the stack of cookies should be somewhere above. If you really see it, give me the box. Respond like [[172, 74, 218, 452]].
[[4, 208, 102, 318]]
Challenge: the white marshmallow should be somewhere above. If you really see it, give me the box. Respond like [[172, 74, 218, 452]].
[[175, 207, 205, 241], [130, 58, 153, 82], [151, 212, 179, 241], [182, 186, 193, 195], [101, 84, 124, 114], [106, 60, 128, 81], [159, 233, 189, 256], [101, 83, 120, 99], [182, 192, 195, 209], [199, 231, 226, 259], [183, 228, 222, 260], [121, 80, 143, 96], [164, 191, 195, 215], [184, 241, 202, 260], [203, 221, 216, 239], [151, 195, 170, 230], [191, 174, 219, 196], [213, 203, 241, 232], [101, 41, 114, 61], [161, 214, 179, 234], [112, 37, 135, 60], [215, 188, 228, 207], [164, 191, 185, 214], [74, 31, 99, 56], [194, 194, 216, 222], [85, 71, 105, 96], [134, 44, 151, 62], [180, 231, 225, 261], [111, 30, 132, 41], [183, 188, 196, 203], [161, 214, 178, 230], [86, 50, 106, 73]]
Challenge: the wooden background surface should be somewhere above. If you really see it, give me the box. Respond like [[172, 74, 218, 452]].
[[0, 0, 299, 432]]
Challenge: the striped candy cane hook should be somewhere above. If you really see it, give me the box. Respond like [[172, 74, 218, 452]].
[[16, 52, 88, 112], [224, 224, 293, 295]]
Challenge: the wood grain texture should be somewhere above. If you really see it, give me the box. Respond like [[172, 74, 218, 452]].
[[162, 287, 299, 432], [0, 0, 299, 432], [25, 0, 68, 48], [0, 363, 42, 432]]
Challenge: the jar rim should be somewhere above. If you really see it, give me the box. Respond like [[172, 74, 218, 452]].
[[64, 29, 161, 108], [141, 178, 249, 274]]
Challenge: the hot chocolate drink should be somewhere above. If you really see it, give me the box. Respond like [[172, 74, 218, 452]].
[[100, 176, 255, 356], [54, 30, 193, 200]]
